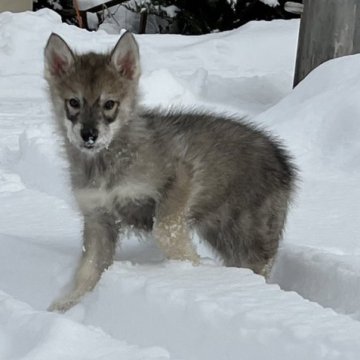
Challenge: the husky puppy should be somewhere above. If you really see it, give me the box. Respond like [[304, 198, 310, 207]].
[[44, 32, 296, 312]]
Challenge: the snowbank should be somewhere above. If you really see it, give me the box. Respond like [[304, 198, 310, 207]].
[[256, 54, 360, 319], [0, 291, 173, 360], [75, 263, 360, 360]]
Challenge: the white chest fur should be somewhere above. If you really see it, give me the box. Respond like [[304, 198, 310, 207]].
[[74, 181, 159, 214]]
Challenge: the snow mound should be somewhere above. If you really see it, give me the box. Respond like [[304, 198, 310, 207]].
[[70, 262, 360, 360], [12, 124, 70, 201], [257, 54, 360, 174], [0, 291, 174, 360], [256, 53, 360, 319], [272, 244, 360, 320]]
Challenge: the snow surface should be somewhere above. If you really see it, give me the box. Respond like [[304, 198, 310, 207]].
[[77, 0, 107, 11], [259, 0, 280, 7], [1, 8, 360, 359]]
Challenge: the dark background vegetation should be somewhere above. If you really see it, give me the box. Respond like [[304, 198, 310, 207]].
[[33, 0, 300, 34]]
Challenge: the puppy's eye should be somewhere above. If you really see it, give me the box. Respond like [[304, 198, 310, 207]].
[[103, 100, 115, 111], [68, 98, 80, 109]]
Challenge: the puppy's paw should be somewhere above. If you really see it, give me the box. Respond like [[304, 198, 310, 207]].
[[48, 296, 80, 313]]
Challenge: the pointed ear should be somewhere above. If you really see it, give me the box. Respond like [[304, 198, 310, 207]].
[[44, 33, 75, 78], [110, 32, 140, 80]]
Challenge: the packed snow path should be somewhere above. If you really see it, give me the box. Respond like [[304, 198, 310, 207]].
[[1, 9, 360, 359], [77, 264, 360, 360], [2, 263, 360, 360]]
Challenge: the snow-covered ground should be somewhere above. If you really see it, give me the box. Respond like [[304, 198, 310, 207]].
[[1, 9, 360, 359]]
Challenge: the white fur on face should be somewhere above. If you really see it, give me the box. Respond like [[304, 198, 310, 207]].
[[64, 119, 82, 148], [63, 117, 120, 153]]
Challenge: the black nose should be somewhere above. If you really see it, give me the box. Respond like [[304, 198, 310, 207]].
[[81, 128, 98, 143]]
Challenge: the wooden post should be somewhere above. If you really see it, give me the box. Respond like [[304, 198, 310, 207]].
[[139, 8, 148, 34], [294, 0, 360, 87], [73, 0, 85, 28]]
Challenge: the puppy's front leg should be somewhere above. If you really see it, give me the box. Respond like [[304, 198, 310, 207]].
[[153, 164, 200, 264], [49, 212, 117, 312]]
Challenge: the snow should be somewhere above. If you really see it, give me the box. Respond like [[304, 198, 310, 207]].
[[259, 0, 280, 7], [1, 8, 360, 359], [77, 0, 107, 11], [228, 1, 279, 8], [76, 263, 360, 360], [0, 292, 172, 360]]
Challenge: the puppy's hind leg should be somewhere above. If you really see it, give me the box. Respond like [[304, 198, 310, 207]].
[[226, 192, 289, 278], [48, 212, 117, 312]]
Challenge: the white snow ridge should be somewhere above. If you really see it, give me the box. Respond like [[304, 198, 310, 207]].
[[1, 8, 360, 360]]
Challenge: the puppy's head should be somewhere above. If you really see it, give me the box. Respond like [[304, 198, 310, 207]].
[[44, 32, 140, 153]]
